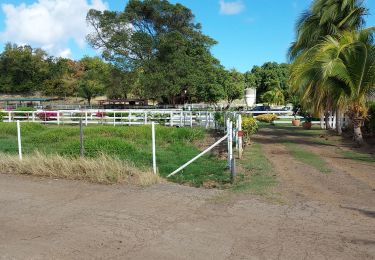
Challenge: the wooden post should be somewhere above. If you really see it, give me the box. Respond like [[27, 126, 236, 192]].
[[17, 121, 22, 161], [152, 122, 157, 174], [80, 119, 84, 158]]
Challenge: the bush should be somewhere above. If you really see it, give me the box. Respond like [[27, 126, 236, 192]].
[[214, 112, 224, 127], [37, 111, 58, 121], [256, 114, 278, 123], [242, 116, 258, 143], [13, 107, 36, 111], [0, 112, 6, 122], [365, 102, 375, 135]]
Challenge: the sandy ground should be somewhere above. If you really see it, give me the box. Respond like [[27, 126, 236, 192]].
[[1, 127, 374, 259]]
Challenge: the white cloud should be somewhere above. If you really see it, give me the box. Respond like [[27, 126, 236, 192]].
[[219, 0, 245, 15], [0, 0, 108, 58]]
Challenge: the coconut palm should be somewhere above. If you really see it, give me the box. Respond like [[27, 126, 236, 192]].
[[289, 0, 367, 60], [291, 29, 375, 145], [261, 81, 285, 105]]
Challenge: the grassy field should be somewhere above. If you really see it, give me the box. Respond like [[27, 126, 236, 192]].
[[0, 123, 229, 187]]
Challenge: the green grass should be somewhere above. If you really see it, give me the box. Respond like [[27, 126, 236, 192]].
[[284, 142, 331, 174], [337, 149, 375, 163], [232, 143, 277, 194], [0, 123, 229, 187]]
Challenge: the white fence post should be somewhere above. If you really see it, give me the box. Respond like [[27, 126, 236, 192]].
[[190, 112, 193, 128], [152, 122, 157, 175], [238, 114, 243, 159], [57, 112, 60, 125], [227, 119, 233, 169], [113, 112, 116, 126], [17, 121, 22, 161], [144, 112, 148, 125], [85, 112, 88, 126], [170, 112, 173, 127], [128, 112, 132, 126], [8, 112, 11, 122]]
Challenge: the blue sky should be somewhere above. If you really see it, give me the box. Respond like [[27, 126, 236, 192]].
[[0, 0, 374, 72]]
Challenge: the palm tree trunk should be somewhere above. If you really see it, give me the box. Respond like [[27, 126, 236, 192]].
[[324, 111, 330, 130], [336, 110, 342, 135], [320, 113, 325, 129], [353, 118, 364, 146]]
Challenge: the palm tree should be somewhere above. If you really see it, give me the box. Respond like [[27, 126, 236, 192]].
[[291, 29, 375, 145], [289, 0, 368, 134], [261, 81, 285, 105], [289, 0, 367, 60]]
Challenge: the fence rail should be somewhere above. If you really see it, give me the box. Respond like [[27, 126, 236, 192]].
[[1, 109, 296, 128]]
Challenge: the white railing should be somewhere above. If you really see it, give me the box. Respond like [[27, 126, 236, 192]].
[[1, 109, 302, 128]]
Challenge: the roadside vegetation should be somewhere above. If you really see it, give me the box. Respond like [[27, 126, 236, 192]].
[[233, 143, 277, 195], [0, 123, 229, 187], [284, 142, 331, 174], [0, 153, 160, 186]]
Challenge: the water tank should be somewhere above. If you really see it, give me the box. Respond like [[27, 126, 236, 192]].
[[245, 88, 256, 107]]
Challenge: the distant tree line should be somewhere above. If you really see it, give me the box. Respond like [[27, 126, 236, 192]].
[[0, 0, 293, 107]]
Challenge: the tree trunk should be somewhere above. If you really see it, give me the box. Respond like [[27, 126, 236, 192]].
[[87, 97, 91, 106], [324, 111, 330, 130], [336, 110, 342, 135], [353, 118, 364, 146]]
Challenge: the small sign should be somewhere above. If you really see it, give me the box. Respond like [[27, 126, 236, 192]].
[[237, 131, 244, 137]]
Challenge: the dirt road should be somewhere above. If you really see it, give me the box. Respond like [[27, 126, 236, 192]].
[[1, 126, 374, 259]]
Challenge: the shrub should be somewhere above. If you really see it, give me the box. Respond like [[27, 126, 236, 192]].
[[0, 112, 6, 122], [365, 102, 375, 135], [214, 112, 224, 127], [14, 107, 36, 111], [242, 116, 258, 143], [37, 111, 58, 121], [256, 114, 278, 123]]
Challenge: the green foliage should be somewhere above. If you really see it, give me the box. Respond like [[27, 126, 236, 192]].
[[214, 112, 225, 127], [242, 116, 258, 139], [13, 107, 36, 111], [86, 0, 229, 105], [223, 69, 245, 107], [245, 62, 290, 103], [0, 112, 5, 122], [289, 0, 367, 60], [0, 44, 49, 94], [365, 102, 375, 135], [256, 114, 278, 123]]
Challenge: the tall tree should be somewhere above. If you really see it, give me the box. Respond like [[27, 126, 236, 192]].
[[290, 29, 375, 145], [289, 0, 367, 60], [86, 0, 219, 104]]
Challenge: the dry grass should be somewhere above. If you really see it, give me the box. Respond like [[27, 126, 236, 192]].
[[0, 153, 160, 186]]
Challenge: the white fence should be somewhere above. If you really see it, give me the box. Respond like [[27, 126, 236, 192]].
[[0, 109, 296, 128]]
